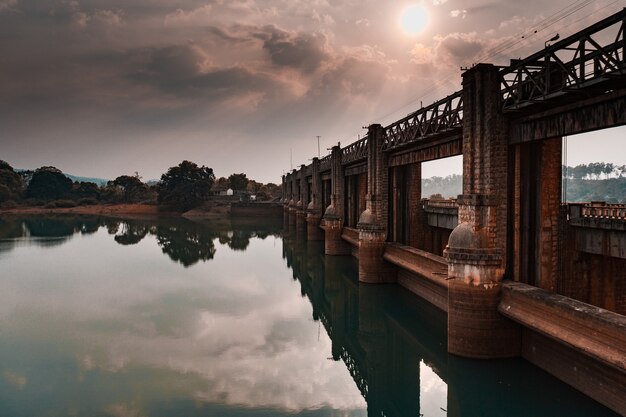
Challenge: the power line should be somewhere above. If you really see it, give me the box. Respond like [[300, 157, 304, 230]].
[[337, 0, 620, 148]]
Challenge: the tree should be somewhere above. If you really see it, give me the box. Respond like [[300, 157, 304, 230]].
[[112, 175, 149, 203], [26, 166, 73, 200], [0, 160, 23, 202], [157, 161, 215, 211], [228, 173, 248, 191], [74, 181, 101, 200]]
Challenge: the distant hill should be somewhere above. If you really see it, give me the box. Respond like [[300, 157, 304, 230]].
[[65, 174, 110, 186], [16, 169, 109, 186]]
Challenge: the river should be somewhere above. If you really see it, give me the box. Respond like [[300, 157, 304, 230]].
[[0, 215, 618, 416]]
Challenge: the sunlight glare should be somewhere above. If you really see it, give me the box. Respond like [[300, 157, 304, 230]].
[[401, 4, 429, 35]]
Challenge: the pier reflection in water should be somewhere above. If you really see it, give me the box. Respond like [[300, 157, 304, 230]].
[[0, 215, 619, 416], [282, 231, 619, 417]]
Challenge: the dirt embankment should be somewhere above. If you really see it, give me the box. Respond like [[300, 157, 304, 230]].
[[0, 203, 171, 216]]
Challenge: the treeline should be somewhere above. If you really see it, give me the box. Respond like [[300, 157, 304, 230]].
[[420, 164, 626, 203], [562, 163, 626, 203], [0, 160, 281, 211], [422, 174, 462, 199]]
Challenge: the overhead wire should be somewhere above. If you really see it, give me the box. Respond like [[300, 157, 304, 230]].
[[323, 0, 621, 157]]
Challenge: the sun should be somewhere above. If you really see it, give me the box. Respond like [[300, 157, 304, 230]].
[[400, 4, 429, 35]]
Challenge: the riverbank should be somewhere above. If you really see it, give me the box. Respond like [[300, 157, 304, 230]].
[[0, 201, 283, 219], [0, 203, 168, 216]]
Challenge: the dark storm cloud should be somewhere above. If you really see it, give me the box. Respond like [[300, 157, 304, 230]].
[[130, 43, 292, 101], [253, 25, 330, 73]]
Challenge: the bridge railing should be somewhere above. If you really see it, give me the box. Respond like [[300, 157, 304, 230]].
[[319, 154, 331, 172], [341, 136, 369, 164], [382, 90, 463, 151], [568, 202, 626, 220], [422, 198, 458, 210], [501, 8, 626, 111]]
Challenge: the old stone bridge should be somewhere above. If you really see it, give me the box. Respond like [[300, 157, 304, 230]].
[[282, 9, 626, 415]]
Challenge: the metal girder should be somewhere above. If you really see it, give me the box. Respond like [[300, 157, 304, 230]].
[[382, 90, 463, 151], [502, 8, 626, 111], [341, 136, 369, 165]]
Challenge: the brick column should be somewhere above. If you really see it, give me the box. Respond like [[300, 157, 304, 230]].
[[357, 124, 396, 283], [306, 157, 324, 241], [296, 164, 308, 238], [538, 137, 562, 291], [444, 64, 520, 358], [323, 144, 351, 255]]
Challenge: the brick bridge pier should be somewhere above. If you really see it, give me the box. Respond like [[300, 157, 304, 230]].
[[282, 10, 626, 415]]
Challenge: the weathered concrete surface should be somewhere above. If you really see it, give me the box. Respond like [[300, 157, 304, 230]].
[[510, 87, 626, 144], [383, 243, 447, 311], [499, 281, 626, 415]]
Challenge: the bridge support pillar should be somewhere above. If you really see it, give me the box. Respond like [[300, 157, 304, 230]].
[[358, 124, 396, 283], [296, 165, 308, 239], [307, 157, 324, 241], [445, 64, 520, 358], [324, 144, 351, 255], [288, 169, 298, 237], [282, 174, 291, 233]]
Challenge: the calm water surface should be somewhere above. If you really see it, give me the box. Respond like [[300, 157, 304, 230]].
[[0, 215, 619, 417]]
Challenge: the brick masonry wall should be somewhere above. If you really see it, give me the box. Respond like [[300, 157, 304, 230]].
[[538, 137, 562, 292]]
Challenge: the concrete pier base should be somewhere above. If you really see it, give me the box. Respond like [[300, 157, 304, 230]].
[[288, 208, 297, 237], [296, 211, 307, 239], [324, 218, 351, 256], [306, 215, 324, 241], [447, 278, 520, 358], [358, 228, 396, 284], [445, 220, 521, 358]]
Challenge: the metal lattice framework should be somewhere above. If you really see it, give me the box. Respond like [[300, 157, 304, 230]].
[[340, 346, 369, 399], [502, 8, 626, 110], [319, 154, 331, 172], [341, 136, 369, 164], [299, 9, 626, 174], [382, 90, 463, 151]]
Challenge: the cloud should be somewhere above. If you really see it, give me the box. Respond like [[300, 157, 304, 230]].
[[253, 25, 330, 73], [2, 371, 27, 389], [164, 4, 212, 26], [433, 32, 489, 67], [72, 8, 124, 28], [410, 43, 434, 65], [0, 0, 16, 12], [450, 9, 468, 19]]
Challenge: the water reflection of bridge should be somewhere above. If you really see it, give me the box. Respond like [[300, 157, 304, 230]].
[[282, 234, 619, 417], [281, 9, 626, 415]]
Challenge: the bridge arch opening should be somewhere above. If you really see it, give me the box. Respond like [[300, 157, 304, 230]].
[[388, 155, 462, 256], [510, 123, 626, 315]]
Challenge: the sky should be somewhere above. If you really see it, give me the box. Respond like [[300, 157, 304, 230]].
[[1, 0, 625, 183]]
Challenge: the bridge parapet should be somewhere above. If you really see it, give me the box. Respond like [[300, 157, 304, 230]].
[[422, 199, 459, 230], [501, 8, 626, 111], [569, 202, 626, 229], [382, 90, 463, 151], [422, 198, 458, 211]]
